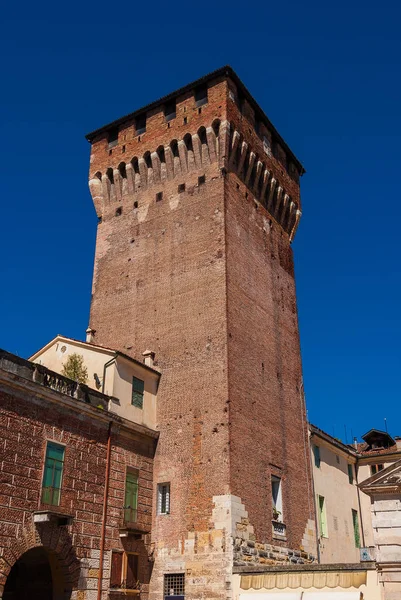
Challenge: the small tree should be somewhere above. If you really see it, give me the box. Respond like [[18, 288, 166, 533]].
[[61, 353, 88, 384]]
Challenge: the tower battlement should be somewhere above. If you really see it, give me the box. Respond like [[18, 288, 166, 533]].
[[87, 66, 303, 240]]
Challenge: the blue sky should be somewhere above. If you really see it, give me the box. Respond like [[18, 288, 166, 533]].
[[1, 0, 400, 441]]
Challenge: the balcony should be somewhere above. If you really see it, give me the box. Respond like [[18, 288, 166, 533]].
[[272, 519, 287, 540], [119, 506, 151, 538]]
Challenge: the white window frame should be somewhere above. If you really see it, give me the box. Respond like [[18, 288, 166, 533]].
[[157, 482, 170, 515], [271, 475, 283, 522]]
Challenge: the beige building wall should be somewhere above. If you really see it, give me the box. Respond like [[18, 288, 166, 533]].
[[358, 459, 400, 551], [311, 437, 361, 563], [30, 336, 159, 429]]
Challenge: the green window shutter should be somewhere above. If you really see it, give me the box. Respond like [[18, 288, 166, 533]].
[[132, 377, 144, 409], [348, 464, 354, 484], [42, 442, 65, 506], [352, 509, 361, 548], [124, 471, 138, 522], [313, 445, 321, 468]]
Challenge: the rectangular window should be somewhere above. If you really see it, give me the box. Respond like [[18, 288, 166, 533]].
[[108, 128, 119, 148], [263, 135, 272, 155], [135, 114, 146, 135], [313, 445, 321, 468], [41, 441, 65, 506], [132, 376, 144, 409], [124, 470, 138, 524], [318, 495, 328, 538], [348, 463, 354, 484], [110, 551, 139, 590], [164, 100, 176, 122], [157, 482, 170, 515], [352, 509, 361, 548], [164, 573, 185, 598], [371, 463, 384, 475], [194, 86, 208, 107], [271, 475, 283, 521]]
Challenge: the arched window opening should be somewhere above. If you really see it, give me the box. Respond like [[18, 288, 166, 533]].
[[157, 145, 166, 164], [170, 140, 179, 158], [248, 155, 257, 189], [106, 167, 114, 184], [144, 152, 152, 169], [184, 133, 193, 152], [257, 164, 266, 197], [198, 127, 207, 145], [94, 171, 102, 181], [212, 119, 221, 137], [131, 158, 140, 174], [118, 162, 127, 179]]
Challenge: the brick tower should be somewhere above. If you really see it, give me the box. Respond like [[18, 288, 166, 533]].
[[86, 66, 316, 599]]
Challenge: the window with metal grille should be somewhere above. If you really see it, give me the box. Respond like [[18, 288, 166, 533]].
[[41, 441, 65, 506], [352, 509, 361, 548], [124, 470, 138, 524], [132, 377, 144, 409], [157, 482, 170, 515], [164, 573, 185, 597], [110, 551, 139, 590]]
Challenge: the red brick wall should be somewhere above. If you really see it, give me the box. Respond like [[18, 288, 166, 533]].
[[87, 71, 315, 595], [0, 383, 154, 598], [224, 171, 313, 547]]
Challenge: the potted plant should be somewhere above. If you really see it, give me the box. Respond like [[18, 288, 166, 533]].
[[272, 508, 281, 521]]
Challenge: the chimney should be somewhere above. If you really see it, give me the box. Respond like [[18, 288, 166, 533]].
[[86, 327, 96, 343], [142, 349, 155, 368], [353, 437, 358, 450], [395, 436, 401, 451]]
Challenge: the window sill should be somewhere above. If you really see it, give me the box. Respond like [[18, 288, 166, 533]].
[[272, 519, 286, 540]]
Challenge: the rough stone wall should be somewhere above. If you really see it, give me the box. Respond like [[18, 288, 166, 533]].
[[0, 382, 154, 600], [370, 493, 401, 600]]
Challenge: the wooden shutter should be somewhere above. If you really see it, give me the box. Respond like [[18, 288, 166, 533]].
[[110, 551, 123, 588], [126, 554, 138, 589]]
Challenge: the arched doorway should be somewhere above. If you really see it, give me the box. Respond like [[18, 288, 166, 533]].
[[3, 547, 67, 600]]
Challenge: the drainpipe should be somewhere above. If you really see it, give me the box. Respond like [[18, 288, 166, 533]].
[[355, 462, 366, 548], [102, 356, 116, 394], [97, 421, 112, 600], [309, 433, 321, 563]]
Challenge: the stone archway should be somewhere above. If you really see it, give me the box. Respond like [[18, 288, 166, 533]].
[[3, 547, 55, 600], [0, 521, 80, 600]]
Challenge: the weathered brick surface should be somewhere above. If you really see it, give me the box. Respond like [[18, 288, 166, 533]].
[[87, 70, 316, 598], [0, 379, 155, 600]]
